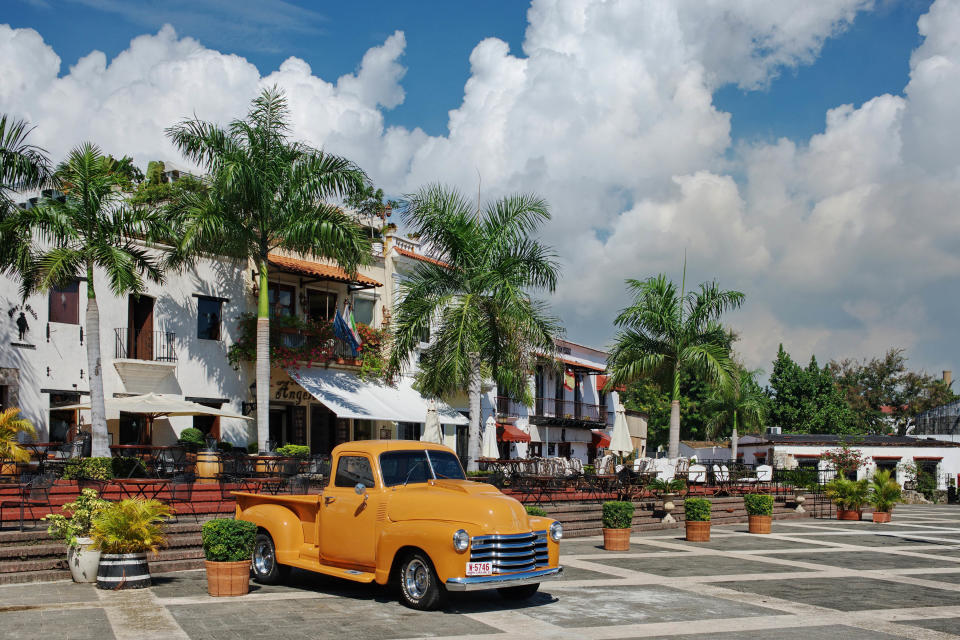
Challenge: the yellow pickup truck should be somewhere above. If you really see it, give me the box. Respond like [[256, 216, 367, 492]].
[[235, 440, 563, 609]]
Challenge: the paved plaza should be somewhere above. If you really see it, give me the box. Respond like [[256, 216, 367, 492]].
[[2, 505, 960, 639]]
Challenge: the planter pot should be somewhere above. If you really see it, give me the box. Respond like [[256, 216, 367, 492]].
[[602, 528, 631, 551], [205, 560, 251, 596], [748, 515, 772, 535], [685, 520, 711, 542], [837, 509, 861, 521], [97, 552, 151, 589], [68, 537, 101, 583], [872, 511, 892, 523]]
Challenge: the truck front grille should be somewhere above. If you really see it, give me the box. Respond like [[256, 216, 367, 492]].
[[469, 530, 549, 574]]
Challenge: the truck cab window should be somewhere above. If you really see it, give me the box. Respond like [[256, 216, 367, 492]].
[[334, 455, 375, 488], [380, 451, 430, 486]]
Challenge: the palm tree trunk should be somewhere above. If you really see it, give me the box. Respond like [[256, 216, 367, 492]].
[[255, 260, 271, 453], [466, 354, 482, 472], [84, 276, 109, 457], [668, 367, 680, 458]]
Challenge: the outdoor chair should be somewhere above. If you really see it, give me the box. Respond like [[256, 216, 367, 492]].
[[168, 472, 198, 523], [154, 446, 187, 477], [688, 464, 707, 484], [756, 464, 773, 490], [0, 472, 55, 531]]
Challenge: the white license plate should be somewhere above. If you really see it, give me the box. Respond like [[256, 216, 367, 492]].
[[466, 562, 492, 576]]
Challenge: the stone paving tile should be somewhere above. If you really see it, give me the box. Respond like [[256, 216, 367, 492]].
[[773, 550, 953, 570], [561, 540, 689, 555], [718, 576, 960, 611], [917, 571, 960, 584], [587, 554, 809, 577], [792, 533, 960, 547], [0, 607, 116, 640], [557, 565, 611, 581], [651, 534, 830, 551], [902, 546, 960, 558], [893, 616, 960, 635], [634, 624, 904, 640], [0, 581, 99, 606]]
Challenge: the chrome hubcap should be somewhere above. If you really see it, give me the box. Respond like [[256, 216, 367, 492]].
[[404, 559, 429, 599], [253, 542, 273, 576]]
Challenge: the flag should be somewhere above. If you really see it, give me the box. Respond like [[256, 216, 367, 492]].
[[333, 302, 362, 356], [345, 302, 363, 349], [563, 368, 575, 391]]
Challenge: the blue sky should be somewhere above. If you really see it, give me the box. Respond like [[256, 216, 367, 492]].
[[8, 0, 932, 141]]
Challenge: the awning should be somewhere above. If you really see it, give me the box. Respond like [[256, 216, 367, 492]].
[[497, 423, 530, 443], [592, 429, 610, 448], [287, 368, 467, 425]]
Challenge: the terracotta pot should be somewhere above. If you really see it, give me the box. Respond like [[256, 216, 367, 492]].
[[205, 560, 251, 596], [748, 515, 772, 534], [837, 509, 861, 521], [602, 528, 631, 551], [872, 511, 892, 523], [685, 520, 711, 542]]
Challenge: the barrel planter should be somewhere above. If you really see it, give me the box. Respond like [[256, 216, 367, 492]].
[[68, 537, 101, 583], [205, 560, 251, 596], [748, 515, 772, 535], [685, 521, 711, 542], [195, 451, 222, 485], [872, 511, 892, 523], [602, 528, 631, 551], [837, 509, 861, 521], [97, 553, 151, 589]]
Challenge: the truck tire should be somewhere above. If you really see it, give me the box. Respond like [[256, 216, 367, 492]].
[[252, 532, 290, 585], [398, 551, 446, 610], [497, 583, 540, 600]]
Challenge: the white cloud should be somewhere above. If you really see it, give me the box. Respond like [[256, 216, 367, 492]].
[[2, 0, 959, 379]]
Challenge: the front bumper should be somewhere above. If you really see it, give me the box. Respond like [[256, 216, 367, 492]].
[[445, 566, 563, 592]]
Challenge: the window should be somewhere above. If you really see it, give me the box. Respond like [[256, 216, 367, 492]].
[[49, 392, 79, 442], [353, 419, 373, 441], [334, 455, 375, 488], [428, 450, 465, 480], [353, 297, 374, 326], [397, 422, 421, 440], [268, 283, 295, 318], [306, 290, 337, 322], [49, 281, 79, 324], [380, 451, 430, 486], [529, 442, 542, 457], [197, 297, 222, 340], [558, 442, 571, 459]]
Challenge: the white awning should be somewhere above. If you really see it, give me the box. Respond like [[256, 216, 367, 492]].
[[287, 368, 468, 425]]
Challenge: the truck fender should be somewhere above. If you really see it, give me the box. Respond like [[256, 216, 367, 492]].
[[376, 521, 467, 585], [237, 503, 304, 565]]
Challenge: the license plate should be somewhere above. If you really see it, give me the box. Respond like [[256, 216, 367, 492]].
[[466, 562, 492, 576]]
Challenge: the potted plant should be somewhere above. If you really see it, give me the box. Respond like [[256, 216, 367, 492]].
[[868, 469, 902, 523], [648, 478, 686, 523], [601, 501, 634, 550], [525, 505, 548, 517], [744, 494, 774, 534], [825, 477, 869, 520], [684, 498, 711, 541], [43, 488, 109, 582], [0, 408, 36, 476], [202, 519, 257, 596], [90, 498, 171, 589]]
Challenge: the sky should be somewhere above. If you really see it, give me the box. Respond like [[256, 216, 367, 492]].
[[2, 0, 957, 382]]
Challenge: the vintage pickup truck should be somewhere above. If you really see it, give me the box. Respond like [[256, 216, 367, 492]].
[[234, 440, 563, 609]]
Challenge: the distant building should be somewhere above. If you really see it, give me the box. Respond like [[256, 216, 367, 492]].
[[679, 440, 731, 461]]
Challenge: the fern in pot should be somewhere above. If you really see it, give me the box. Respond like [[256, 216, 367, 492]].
[[43, 489, 109, 583], [90, 499, 171, 589], [868, 470, 902, 523]]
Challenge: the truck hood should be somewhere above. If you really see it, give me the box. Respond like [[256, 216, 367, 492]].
[[386, 480, 531, 534]]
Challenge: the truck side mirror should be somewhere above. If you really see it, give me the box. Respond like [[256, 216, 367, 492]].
[[354, 483, 367, 496]]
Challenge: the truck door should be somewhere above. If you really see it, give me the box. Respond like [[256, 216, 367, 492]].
[[319, 453, 379, 568]]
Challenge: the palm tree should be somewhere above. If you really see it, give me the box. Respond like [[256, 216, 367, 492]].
[[4, 143, 166, 456], [387, 184, 562, 471], [607, 267, 743, 458], [166, 88, 370, 452], [0, 408, 37, 463], [703, 366, 766, 447], [0, 114, 51, 274]]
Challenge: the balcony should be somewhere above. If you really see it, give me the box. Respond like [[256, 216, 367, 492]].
[[277, 328, 360, 362], [114, 328, 177, 362], [494, 396, 526, 418], [533, 397, 609, 424]]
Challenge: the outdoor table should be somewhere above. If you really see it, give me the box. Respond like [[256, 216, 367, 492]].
[[21, 442, 59, 475], [112, 478, 169, 501], [109, 445, 179, 478]]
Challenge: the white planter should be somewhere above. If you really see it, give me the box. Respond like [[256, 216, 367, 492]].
[[68, 537, 101, 583]]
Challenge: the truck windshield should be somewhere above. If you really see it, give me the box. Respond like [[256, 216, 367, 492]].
[[379, 450, 466, 486]]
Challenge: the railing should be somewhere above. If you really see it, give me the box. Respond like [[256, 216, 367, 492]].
[[277, 328, 359, 360], [495, 396, 526, 418], [115, 328, 176, 362], [533, 398, 606, 423]]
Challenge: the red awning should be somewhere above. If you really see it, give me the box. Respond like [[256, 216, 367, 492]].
[[592, 429, 610, 448], [914, 456, 943, 461], [498, 423, 531, 443], [872, 455, 902, 461], [793, 453, 821, 459]]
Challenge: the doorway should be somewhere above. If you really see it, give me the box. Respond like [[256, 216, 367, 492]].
[[127, 295, 154, 360], [310, 404, 336, 455], [269, 407, 287, 447]]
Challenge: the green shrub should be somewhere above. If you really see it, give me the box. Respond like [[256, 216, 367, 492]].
[[869, 469, 902, 513], [216, 441, 233, 452], [178, 428, 205, 450], [201, 519, 257, 562], [247, 442, 258, 454], [62, 457, 113, 480], [648, 477, 687, 495], [582, 465, 595, 475], [825, 477, 870, 511], [684, 498, 711, 522], [525, 506, 548, 517], [276, 444, 310, 459], [466, 470, 493, 477], [90, 499, 171, 554], [111, 456, 147, 479], [744, 494, 774, 516], [43, 489, 110, 546], [601, 501, 634, 529]]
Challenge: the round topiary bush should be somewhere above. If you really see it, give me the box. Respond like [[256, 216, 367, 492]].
[[602, 501, 635, 529], [178, 428, 205, 451], [744, 494, 774, 516], [684, 498, 711, 522], [201, 519, 257, 562]]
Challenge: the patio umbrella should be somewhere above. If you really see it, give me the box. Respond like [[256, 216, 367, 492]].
[[420, 400, 443, 444], [481, 415, 499, 459], [608, 403, 634, 457]]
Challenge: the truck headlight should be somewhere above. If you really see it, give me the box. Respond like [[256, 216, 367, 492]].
[[453, 529, 469, 552], [549, 521, 563, 542]]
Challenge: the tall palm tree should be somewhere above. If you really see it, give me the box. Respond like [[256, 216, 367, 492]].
[[4, 143, 167, 456], [703, 366, 766, 443], [0, 114, 51, 274], [607, 267, 744, 458], [166, 88, 370, 452], [388, 184, 562, 471]]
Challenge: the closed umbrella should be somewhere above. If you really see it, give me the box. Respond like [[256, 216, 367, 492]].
[[609, 403, 634, 457], [514, 417, 530, 459], [481, 415, 499, 460], [420, 400, 443, 444], [730, 426, 738, 463]]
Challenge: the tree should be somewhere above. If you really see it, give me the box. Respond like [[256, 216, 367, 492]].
[[703, 366, 767, 441], [387, 184, 562, 471], [0, 114, 51, 274], [4, 143, 167, 456], [606, 269, 744, 458], [166, 88, 369, 451], [767, 345, 859, 435]]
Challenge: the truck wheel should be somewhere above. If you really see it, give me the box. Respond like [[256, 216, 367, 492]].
[[398, 551, 445, 610], [497, 583, 540, 600], [252, 532, 289, 585]]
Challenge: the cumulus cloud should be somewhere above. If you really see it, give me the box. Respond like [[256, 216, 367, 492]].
[[1, 0, 959, 378]]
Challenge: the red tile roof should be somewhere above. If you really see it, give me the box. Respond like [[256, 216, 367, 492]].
[[394, 247, 449, 268], [267, 254, 381, 287]]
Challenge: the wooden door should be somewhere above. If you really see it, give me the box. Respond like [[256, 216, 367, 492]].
[[127, 295, 154, 360]]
